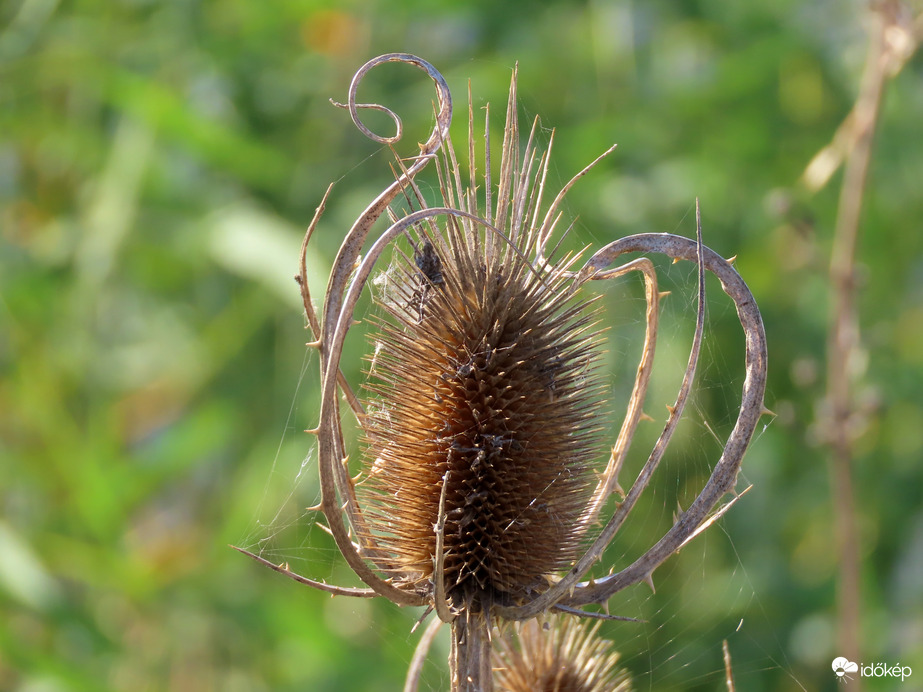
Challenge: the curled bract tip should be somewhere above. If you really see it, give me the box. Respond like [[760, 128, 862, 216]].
[[339, 52, 453, 149]]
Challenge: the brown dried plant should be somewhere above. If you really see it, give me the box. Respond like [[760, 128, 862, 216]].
[[234, 53, 768, 692]]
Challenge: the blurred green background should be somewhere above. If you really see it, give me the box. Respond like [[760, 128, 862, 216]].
[[2, 0, 922, 690]]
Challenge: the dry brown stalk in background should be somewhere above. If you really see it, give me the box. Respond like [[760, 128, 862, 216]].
[[234, 54, 768, 691], [800, 2, 920, 679], [722, 639, 736, 692]]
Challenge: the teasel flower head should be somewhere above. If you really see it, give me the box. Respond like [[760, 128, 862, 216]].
[[493, 616, 632, 692], [359, 135, 607, 610], [233, 54, 768, 692]]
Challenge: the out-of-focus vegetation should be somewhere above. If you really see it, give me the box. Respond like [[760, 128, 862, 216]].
[[1, 1, 921, 690]]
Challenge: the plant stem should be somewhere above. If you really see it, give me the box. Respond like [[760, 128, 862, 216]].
[[450, 608, 492, 692]]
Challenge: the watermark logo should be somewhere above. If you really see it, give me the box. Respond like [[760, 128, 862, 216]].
[[832, 657, 912, 683], [832, 657, 859, 681]]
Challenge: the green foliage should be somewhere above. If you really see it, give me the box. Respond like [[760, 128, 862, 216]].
[[1, 1, 921, 690]]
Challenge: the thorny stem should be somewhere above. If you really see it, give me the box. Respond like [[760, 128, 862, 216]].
[[451, 608, 492, 692]]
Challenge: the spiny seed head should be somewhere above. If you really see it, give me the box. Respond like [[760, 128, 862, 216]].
[[359, 218, 606, 608], [348, 65, 612, 615], [493, 616, 631, 692]]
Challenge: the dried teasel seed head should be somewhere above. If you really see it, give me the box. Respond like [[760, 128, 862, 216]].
[[493, 616, 631, 692], [347, 62, 615, 620], [358, 218, 607, 610]]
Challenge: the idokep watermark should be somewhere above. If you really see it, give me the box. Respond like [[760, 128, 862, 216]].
[[832, 657, 913, 683]]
